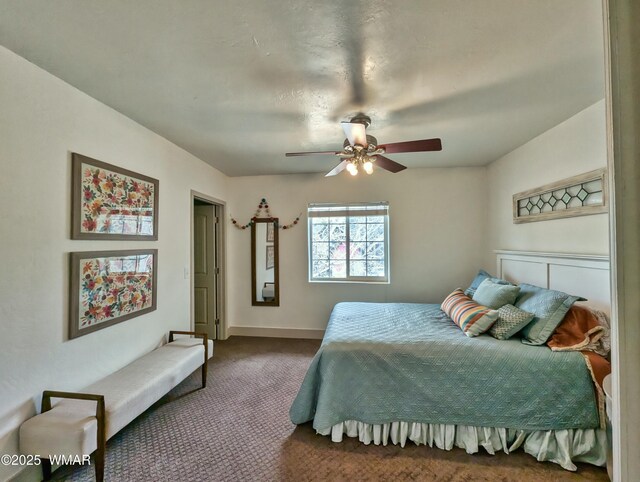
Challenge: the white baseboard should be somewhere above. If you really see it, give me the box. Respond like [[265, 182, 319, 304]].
[[227, 326, 324, 340]]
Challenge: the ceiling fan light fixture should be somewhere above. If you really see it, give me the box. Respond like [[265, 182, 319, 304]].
[[285, 114, 441, 176]]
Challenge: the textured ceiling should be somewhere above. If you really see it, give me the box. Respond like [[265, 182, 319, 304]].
[[0, 0, 605, 176]]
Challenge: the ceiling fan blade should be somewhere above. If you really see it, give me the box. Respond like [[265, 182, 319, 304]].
[[285, 150, 340, 157], [341, 122, 368, 147], [379, 138, 442, 154], [375, 155, 407, 173], [325, 160, 349, 177]]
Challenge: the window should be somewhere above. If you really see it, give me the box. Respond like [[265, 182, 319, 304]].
[[308, 203, 389, 282]]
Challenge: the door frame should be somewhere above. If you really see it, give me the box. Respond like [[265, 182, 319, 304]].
[[602, 0, 640, 480], [190, 190, 228, 340]]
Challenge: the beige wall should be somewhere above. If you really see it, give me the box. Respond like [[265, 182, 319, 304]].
[[227, 102, 608, 334], [227, 168, 488, 331], [0, 46, 228, 481], [485, 100, 608, 268]]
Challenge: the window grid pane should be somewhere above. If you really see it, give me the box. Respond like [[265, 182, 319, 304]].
[[310, 204, 388, 282], [311, 216, 347, 279], [346, 219, 386, 277]]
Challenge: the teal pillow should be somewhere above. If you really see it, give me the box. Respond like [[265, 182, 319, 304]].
[[464, 269, 512, 297], [489, 304, 535, 340], [515, 284, 583, 345], [472, 278, 521, 309]]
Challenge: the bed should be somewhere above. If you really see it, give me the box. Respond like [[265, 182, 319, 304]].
[[289, 251, 610, 471]]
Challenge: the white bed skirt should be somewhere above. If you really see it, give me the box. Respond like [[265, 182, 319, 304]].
[[318, 421, 606, 471]]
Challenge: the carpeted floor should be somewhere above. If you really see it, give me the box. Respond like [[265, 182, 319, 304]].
[[53, 336, 609, 481]]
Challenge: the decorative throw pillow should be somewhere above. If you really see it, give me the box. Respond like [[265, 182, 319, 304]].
[[472, 278, 521, 309], [463, 287, 478, 298], [515, 284, 584, 345], [489, 304, 535, 340], [464, 269, 512, 297], [441, 289, 499, 337]]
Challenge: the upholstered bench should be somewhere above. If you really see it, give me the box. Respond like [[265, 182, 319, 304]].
[[19, 331, 212, 481]]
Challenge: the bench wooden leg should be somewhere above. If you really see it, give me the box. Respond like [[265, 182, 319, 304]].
[[202, 360, 207, 388], [169, 331, 208, 389], [96, 394, 106, 482], [202, 337, 208, 389], [94, 446, 105, 482], [41, 458, 52, 481]]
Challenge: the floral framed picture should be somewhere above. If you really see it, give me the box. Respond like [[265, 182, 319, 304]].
[[266, 222, 274, 243], [266, 245, 275, 270], [71, 153, 159, 240], [69, 249, 158, 339]]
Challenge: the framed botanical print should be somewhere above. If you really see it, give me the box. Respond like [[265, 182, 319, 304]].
[[266, 245, 275, 270], [71, 153, 159, 240], [266, 222, 275, 243], [69, 249, 158, 339]]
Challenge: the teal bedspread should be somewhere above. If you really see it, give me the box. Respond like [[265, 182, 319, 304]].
[[289, 302, 599, 432]]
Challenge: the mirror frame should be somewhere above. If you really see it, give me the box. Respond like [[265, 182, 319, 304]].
[[251, 217, 279, 306]]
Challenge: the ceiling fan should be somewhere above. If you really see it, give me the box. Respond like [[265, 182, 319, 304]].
[[285, 114, 442, 177]]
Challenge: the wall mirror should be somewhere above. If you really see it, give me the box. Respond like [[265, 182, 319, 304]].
[[251, 218, 279, 306]]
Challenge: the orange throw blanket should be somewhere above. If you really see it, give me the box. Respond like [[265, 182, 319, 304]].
[[547, 304, 609, 355], [581, 351, 610, 429], [547, 305, 611, 429]]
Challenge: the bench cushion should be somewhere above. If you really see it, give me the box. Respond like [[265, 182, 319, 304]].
[[19, 404, 98, 459], [20, 338, 212, 457]]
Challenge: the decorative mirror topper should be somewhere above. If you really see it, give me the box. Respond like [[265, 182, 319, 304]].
[[231, 198, 302, 230], [72, 153, 159, 240], [513, 168, 607, 224]]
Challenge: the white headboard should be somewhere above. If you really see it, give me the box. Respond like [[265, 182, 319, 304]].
[[495, 250, 611, 313]]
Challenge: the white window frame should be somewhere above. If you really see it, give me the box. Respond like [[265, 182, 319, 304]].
[[307, 202, 390, 283]]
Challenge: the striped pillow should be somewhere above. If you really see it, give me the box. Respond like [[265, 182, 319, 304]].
[[441, 289, 499, 337]]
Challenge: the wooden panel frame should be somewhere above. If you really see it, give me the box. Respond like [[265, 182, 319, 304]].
[[512, 168, 608, 224], [69, 249, 158, 339], [71, 153, 159, 240]]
